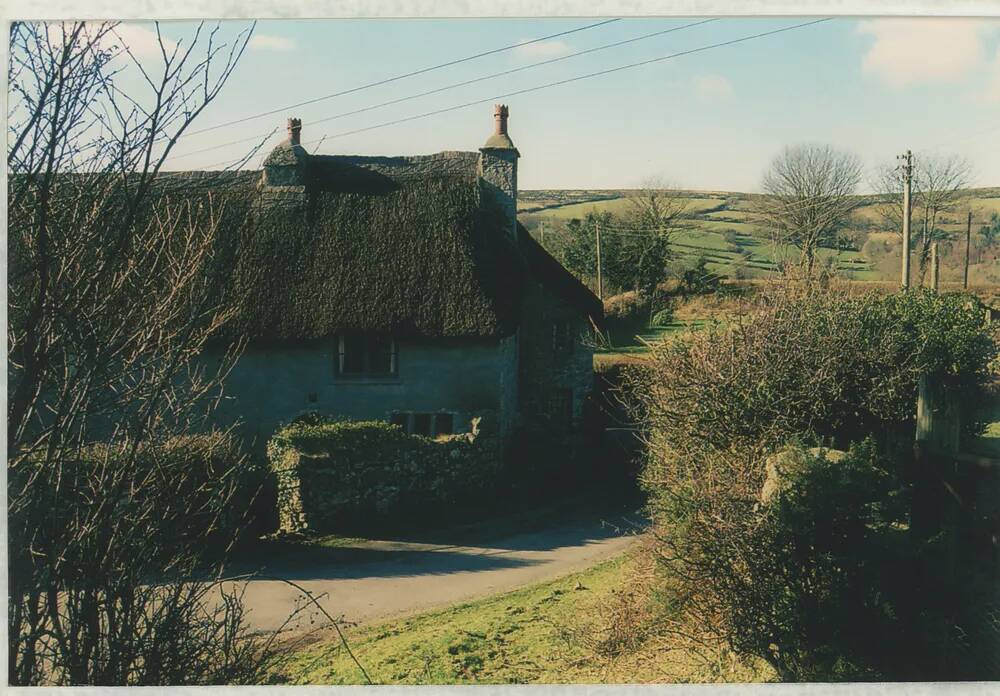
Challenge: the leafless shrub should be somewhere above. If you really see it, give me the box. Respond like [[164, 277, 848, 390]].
[[4, 20, 308, 685]]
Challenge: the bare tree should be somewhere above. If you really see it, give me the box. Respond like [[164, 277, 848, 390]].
[[618, 178, 690, 310], [872, 153, 972, 284], [755, 144, 863, 280], [4, 21, 302, 685]]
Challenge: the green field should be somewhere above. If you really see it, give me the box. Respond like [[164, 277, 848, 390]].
[[520, 188, 1000, 283]]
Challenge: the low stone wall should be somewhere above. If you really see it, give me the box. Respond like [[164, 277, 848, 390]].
[[268, 414, 500, 534]]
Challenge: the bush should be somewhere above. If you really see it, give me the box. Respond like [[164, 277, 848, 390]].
[[133, 433, 268, 553], [650, 305, 674, 327], [268, 416, 500, 533], [10, 432, 262, 575], [727, 442, 905, 680], [633, 288, 996, 455], [603, 290, 649, 322], [680, 257, 722, 295], [8, 432, 274, 685], [631, 286, 999, 680], [724, 441, 998, 681]]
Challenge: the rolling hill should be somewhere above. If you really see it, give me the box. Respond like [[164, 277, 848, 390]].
[[518, 188, 1000, 286]]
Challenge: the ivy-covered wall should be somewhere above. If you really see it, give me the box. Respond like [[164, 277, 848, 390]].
[[268, 414, 500, 534]]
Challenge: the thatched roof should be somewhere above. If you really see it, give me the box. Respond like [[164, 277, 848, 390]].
[[11, 147, 602, 344], [210, 146, 602, 343], [215, 150, 525, 342], [517, 222, 604, 327]]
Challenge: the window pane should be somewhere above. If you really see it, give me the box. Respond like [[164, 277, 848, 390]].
[[341, 333, 365, 374], [412, 413, 432, 436], [367, 334, 393, 375], [434, 413, 454, 436]]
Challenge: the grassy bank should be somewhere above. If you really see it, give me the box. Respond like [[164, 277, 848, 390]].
[[272, 553, 770, 685]]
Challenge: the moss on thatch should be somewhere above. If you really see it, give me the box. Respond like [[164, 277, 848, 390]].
[[517, 222, 604, 327], [215, 164, 522, 342], [11, 150, 602, 345]]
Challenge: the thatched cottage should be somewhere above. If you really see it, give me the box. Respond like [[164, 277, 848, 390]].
[[204, 106, 603, 452]]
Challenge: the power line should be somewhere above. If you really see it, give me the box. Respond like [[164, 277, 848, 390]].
[[306, 19, 718, 141], [304, 18, 832, 148], [175, 17, 831, 170], [181, 18, 622, 139], [167, 18, 716, 163]]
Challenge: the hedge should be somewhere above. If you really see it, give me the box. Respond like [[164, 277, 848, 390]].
[[267, 415, 500, 534], [8, 432, 263, 580]]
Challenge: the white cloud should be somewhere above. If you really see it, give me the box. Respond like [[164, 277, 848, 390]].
[[857, 18, 991, 88], [514, 39, 571, 59], [692, 73, 734, 101], [249, 34, 296, 51], [44, 22, 175, 60], [107, 24, 176, 60]]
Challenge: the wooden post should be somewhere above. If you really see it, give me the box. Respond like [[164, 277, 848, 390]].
[[916, 374, 961, 454], [963, 210, 972, 289], [913, 373, 962, 540]]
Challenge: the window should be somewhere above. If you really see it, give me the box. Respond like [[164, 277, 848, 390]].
[[552, 320, 575, 356], [434, 413, 454, 436], [389, 411, 456, 438], [545, 389, 574, 428], [412, 413, 432, 437], [336, 332, 398, 378]]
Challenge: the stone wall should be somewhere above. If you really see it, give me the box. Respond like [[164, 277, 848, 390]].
[[202, 337, 511, 458], [498, 331, 520, 439], [269, 414, 500, 534], [478, 148, 518, 241], [517, 276, 596, 432]]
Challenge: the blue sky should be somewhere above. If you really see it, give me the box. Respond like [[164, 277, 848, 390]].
[[130, 17, 1000, 191]]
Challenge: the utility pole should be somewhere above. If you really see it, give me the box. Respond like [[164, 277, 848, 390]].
[[899, 149, 913, 290], [930, 242, 939, 291], [539, 220, 546, 249], [595, 220, 603, 300], [963, 210, 972, 289]]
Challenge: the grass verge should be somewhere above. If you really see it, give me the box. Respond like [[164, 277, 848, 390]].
[[272, 553, 771, 685]]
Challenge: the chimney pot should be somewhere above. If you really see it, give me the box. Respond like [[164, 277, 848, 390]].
[[493, 104, 509, 136], [287, 117, 302, 146]]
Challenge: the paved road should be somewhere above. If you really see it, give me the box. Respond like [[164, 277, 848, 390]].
[[226, 504, 642, 634]]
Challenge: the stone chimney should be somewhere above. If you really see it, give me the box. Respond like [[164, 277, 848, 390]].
[[262, 116, 308, 188], [478, 104, 519, 241]]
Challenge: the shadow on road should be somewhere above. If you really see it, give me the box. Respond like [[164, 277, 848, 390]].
[[225, 492, 645, 584]]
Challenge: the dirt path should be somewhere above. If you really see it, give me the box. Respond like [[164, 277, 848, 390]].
[[227, 504, 641, 634]]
